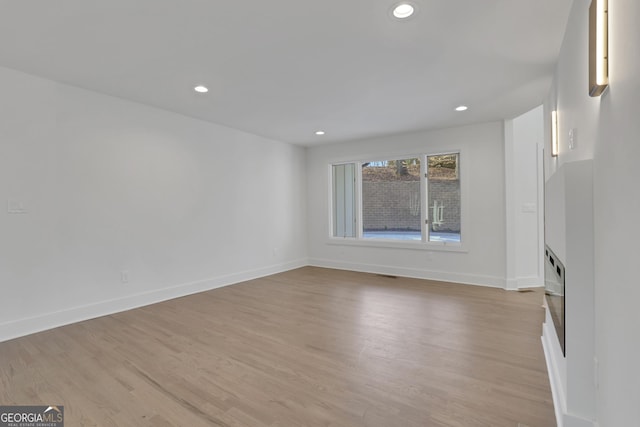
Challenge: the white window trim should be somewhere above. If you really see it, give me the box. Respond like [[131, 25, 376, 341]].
[[328, 149, 468, 252], [327, 237, 469, 252]]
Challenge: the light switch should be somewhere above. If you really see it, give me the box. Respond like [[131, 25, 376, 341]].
[[569, 128, 577, 150], [7, 199, 27, 214]]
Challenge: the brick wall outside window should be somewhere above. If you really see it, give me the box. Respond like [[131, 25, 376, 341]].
[[362, 179, 460, 232]]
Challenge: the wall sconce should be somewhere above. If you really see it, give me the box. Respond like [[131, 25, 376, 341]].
[[551, 110, 559, 157], [589, 0, 608, 97]]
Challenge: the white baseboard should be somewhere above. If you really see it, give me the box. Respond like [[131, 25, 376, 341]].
[[0, 259, 308, 343], [308, 257, 506, 289], [507, 276, 543, 291], [517, 275, 543, 288], [563, 414, 597, 427], [505, 278, 518, 291]]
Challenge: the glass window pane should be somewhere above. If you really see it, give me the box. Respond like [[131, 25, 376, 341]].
[[332, 164, 356, 237], [427, 153, 461, 243], [362, 159, 421, 240]]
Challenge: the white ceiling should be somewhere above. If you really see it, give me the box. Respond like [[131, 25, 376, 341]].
[[0, 0, 572, 146]]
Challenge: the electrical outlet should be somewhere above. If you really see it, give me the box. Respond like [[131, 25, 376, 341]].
[[121, 270, 129, 284]]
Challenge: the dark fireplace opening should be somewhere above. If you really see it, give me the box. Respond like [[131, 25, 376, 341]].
[[545, 245, 565, 356]]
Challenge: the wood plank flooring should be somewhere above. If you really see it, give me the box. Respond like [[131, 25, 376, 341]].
[[0, 267, 556, 426]]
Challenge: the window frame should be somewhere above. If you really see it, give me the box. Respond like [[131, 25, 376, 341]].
[[328, 149, 467, 252]]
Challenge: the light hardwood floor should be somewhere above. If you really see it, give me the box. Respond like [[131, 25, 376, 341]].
[[0, 267, 556, 426]]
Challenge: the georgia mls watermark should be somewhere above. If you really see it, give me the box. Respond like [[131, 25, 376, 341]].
[[0, 406, 64, 427]]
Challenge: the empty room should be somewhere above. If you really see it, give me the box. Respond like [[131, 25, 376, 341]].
[[1, 1, 638, 426]]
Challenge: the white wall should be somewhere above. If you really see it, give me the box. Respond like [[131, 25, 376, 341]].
[[0, 66, 308, 342], [505, 106, 545, 289], [544, 160, 596, 426], [543, 0, 640, 425], [306, 122, 507, 288]]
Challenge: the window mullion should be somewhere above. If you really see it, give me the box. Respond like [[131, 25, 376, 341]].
[[421, 155, 428, 242], [356, 162, 363, 239]]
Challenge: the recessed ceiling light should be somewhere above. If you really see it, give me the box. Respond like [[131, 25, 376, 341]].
[[455, 105, 468, 112], [315, 131, 326, 136], [392, 3, 415, 19], [194, 85, 209, 93]]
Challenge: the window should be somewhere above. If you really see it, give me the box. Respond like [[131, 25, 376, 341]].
[[426, 153, 461, 243], [362, 158, 422, 241], [331, 152, 462, 246]]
